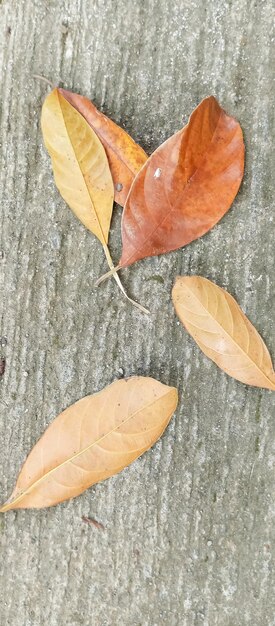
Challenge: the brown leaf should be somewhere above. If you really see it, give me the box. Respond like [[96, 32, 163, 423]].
[[172, 276, 275, 390], [59, 88, 148, 206], [0, 377, 178, 511], [118, 96, 244, 268]]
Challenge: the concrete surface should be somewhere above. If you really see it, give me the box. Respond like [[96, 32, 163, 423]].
[[0, 0, 275, 625]]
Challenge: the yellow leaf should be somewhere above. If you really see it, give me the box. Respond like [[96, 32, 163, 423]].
[[172, 276, 275, 390], [41, 88, 113, 245], [0, 377, 178, 511], [41, 88, 149, 314]]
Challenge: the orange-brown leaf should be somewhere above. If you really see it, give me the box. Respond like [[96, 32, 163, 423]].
[[0, 377, 178, 511], [119, 96, 244, 267], [60, 88, 148, 206], [172, 276, 275, 390]]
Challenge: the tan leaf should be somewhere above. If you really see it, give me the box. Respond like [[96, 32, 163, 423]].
[[172, 276, 275, 390], [0, 377, 178, 511]]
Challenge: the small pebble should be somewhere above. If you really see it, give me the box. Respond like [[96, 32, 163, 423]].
[[0, 358, 5, 377], [116, 183, 123, 192], [0, 337, 7, 347]]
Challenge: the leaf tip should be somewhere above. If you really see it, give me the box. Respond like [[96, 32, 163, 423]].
[[173, 385, 179, 404], [0, 501, 11, 514]]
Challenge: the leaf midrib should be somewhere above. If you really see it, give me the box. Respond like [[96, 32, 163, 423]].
[[57, 90, 108, 245]]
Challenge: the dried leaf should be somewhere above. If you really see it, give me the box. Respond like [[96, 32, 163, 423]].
[[60, 88, 148, 206], [0, 377, 178, 511], [82, 516, 105, 530], [41, 88, 114, 246], [41, 88, 149, 314], [99, 96, 244, 278], [172, 276, 275, 390]]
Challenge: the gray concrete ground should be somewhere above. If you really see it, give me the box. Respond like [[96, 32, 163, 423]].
[[0, 1, 275, 624]]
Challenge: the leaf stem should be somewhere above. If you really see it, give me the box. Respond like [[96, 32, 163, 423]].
[[102, 246, 149, 315], [95, 263, 121, 287], [33, 74, 55, 88]]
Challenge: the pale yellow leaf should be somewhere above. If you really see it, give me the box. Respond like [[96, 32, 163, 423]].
[[172, 276, 275, 390], [0, 377, 178, 511], [41, 88, 114, 245]]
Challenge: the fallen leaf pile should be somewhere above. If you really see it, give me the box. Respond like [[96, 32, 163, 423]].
[[0, 82, 273, 513]]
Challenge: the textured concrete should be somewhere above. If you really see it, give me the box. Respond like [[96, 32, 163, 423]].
[[0, 1, 275, 625]]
